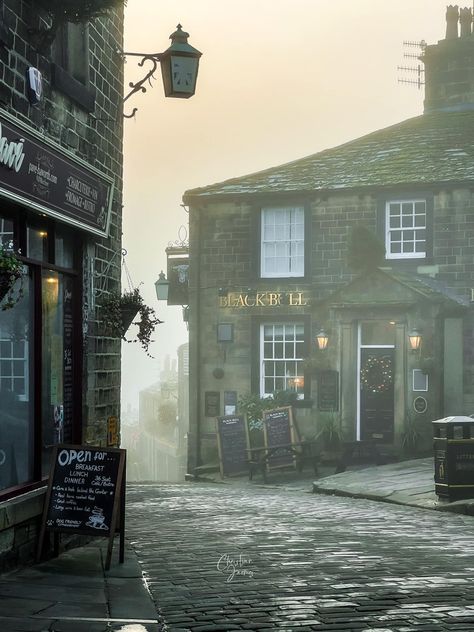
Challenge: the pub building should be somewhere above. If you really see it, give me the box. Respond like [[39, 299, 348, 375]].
[[0, 4, 124, 568], [181, 7, 474, 474]]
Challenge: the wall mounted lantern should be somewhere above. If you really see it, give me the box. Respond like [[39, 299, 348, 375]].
[[408, 329, 422, 352], [155, 271, 169, 301], [316, 329, 329, 350], [122, 24, 202, 118]]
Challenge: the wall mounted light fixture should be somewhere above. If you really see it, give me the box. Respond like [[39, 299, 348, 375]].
[[408, 329, 422, 352], [121, 24, 202, 119], [316, 329, 329, 350]]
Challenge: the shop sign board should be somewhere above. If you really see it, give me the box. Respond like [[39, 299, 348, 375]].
[[0, 111, 113, 237], [37, 445, 126, 570], [219, 291, 309, 308]]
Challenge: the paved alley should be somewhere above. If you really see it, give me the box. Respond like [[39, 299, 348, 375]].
[[126, 483, 474, 631]]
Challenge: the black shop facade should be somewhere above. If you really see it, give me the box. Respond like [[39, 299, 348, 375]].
[[0, 110, 113, 497]]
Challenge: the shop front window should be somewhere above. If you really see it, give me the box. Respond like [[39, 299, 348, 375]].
[[42, 271, 74, 475], [27, 225, 49, 261], [0, 271, 34, 491], [0, 217, 14, 250]]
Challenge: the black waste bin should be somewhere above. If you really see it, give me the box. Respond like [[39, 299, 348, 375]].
[[433, 415, 474, 501]]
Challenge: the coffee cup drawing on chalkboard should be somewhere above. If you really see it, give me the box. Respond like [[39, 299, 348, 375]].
[[86, 507, 108, 530]]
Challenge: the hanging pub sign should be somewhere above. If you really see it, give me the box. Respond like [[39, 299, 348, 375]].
[[0, 110, 113, 237], [166, 253, 189, 305]]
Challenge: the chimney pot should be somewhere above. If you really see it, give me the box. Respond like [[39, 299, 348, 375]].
[[446, 5, 460, 39], [459, 7, 472, 38]]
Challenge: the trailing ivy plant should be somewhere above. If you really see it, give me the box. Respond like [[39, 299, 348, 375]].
[[0, 245, 25, 311], [100, 287, 162, 357]]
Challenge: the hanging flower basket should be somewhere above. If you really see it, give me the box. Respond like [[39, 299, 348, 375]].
[[0, 246, 25, 311], [119, 304, 140, 336], [100, 287, 163, 356]]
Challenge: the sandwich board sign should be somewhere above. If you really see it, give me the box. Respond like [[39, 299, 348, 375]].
[[37, 445, 126, 570], [263, 407, 297, 471], [216, 415, 249, 477]]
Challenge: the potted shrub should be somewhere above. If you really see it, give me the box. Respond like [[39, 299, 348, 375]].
[[100, 287, 162, 356], [316, 412, 344, 451], [0, 245, 25, 311]]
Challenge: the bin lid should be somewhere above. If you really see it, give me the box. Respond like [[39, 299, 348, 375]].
[[432, 415, 474, 424]]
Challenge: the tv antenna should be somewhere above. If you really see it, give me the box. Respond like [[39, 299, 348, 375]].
[[397, 40, 427, 89]]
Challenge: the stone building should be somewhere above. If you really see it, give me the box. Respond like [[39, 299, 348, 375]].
[[183, 7, 474, 472], [0, 3, 124, 568]]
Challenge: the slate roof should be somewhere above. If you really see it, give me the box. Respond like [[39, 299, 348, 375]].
[[184, 111, 474, 200], [385, 270, 470, 307]]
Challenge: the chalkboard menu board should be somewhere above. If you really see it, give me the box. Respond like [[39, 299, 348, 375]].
[[38, 445, 126, 569], [318, 370, 339, 412], [263, 407, 296, 470], [216, 415, 249, 477]]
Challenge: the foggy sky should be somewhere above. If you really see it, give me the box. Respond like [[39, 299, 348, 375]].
[[121, 0, 453, 410]]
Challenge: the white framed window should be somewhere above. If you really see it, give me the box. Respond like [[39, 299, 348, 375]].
[[0, 338, 29, 401], [385, 199, 426, 259], [260, 323, 305, 398], [261, 207, 304, 277], [413, 369, 428, 392]]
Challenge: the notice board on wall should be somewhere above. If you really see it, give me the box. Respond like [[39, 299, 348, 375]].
[[37, 445, 126, 570], [216, 415, 249, 477], [263, 407, 297, 470]]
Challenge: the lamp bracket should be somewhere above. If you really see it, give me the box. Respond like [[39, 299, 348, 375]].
[[121, 52, 162, 119]]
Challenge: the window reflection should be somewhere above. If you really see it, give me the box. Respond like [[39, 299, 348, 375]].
[[42, 272, 74, 475], [27, 226, 49, 261], [0, 271, 33, 491]]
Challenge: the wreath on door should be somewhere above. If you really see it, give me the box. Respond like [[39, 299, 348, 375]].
[[360, 355, 392, 393]]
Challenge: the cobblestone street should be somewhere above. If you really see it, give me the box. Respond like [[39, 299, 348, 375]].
[[127, 483, 474, 632]]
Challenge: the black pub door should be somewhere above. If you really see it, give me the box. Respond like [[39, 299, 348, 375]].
[[360, 348, 394, 443]]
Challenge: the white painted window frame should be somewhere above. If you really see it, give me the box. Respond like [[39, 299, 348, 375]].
[[0, 337, 29, 402], [385, 199, 426, 260], [260, 322, 305, 398], [260, 206, 304, 278]]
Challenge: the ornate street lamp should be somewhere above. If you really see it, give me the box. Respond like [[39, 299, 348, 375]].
[[122, 24, 202, 118], [155, 271, 169, 301]]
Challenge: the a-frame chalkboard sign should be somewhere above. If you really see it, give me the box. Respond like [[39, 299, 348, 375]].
[[37, 445, 126, 571], [263, 407, 298, 471], [216, 415, 249, 477]]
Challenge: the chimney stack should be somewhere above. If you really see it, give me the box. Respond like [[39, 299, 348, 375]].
[[445, 5, 460, 39], [421, 5, 474, 113], [459, 7, 472, 37]]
